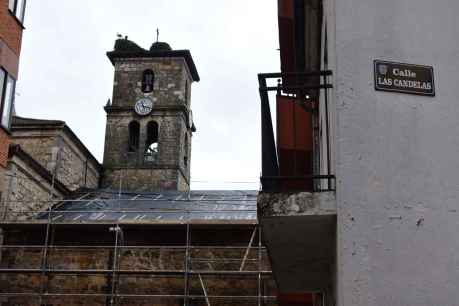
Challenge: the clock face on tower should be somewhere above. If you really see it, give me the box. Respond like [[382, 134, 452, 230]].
[[134, 98, 153, 116]]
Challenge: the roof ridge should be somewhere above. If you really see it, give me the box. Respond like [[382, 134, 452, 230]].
[[12, 115, 65, 125]]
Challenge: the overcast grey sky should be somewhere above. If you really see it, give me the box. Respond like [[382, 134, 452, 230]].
[[16, 0, 280, 190]]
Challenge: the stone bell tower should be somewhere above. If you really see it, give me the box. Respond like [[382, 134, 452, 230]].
[[101, 38, 199, 192]]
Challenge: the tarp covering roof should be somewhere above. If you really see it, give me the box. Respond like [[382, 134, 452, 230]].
[[39, 189, 258, 224]]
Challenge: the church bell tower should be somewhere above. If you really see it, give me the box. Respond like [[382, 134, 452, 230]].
[[102, 38, 199, 192]]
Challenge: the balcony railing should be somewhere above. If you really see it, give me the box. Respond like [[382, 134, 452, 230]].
[[258, 71, 335, 192]]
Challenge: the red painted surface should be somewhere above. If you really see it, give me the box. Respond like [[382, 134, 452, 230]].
[[278, 0, 294, 17], [278, 0, 296, 85], [0, 0, 23, 57], [0, 0, 24, 166], [0, 128, 10, 168], [276, 95, 313, 191], [278, 292, 323, 306]]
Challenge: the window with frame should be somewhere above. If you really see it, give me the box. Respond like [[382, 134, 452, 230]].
[[128, 121, 140, 152], [8, 0, 26, 24], [184, 133, 188, 167], [141, 69, 154, 93], [0, 68, 16, 130]]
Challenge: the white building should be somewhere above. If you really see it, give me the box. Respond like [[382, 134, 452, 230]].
[[257, 1, 459, 305]]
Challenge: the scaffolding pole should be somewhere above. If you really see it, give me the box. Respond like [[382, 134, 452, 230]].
[[240, 226, 257, 271], [184, 221, 190, 306], [258, 226, 262, 306], [39, 203, 52, 305], [109, 225, 121, 306], [0, 293, 278, 300], [198, 273, 211, 306]]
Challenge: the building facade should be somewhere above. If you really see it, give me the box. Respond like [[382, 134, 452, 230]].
[[0, 0, 26, 194], [0, 116, 103, 220], [10, 116, 102, 192], [4, 144, 71, 220], [258, 0, 459, 305], [102, 38, 198, 192]]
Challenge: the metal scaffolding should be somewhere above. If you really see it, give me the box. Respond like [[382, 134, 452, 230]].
[[0, 195, 277, 306]]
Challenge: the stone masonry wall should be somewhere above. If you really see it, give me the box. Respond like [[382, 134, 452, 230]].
[[0, 227, 277, 306], [181, 120, 191, 182], [10, 134, 55, 168], [112, 57, 192, 109], [1, 155, 65, 221], [102, 168, 187, 192], [12, 130, 100, 191], [177, 171, 190, 192], [102, 112, 190, 191], [103, 113, 184, 169], [54, 136, 99, 190], [103, 56, 193, 192]]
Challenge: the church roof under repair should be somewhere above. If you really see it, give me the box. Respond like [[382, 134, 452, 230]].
[[37, 189, 258, 224]]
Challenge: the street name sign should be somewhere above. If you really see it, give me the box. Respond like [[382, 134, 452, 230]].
[[374, 60, 435, 96]]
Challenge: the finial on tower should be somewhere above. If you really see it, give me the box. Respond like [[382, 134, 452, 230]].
[[156, 28, 159, 43]]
